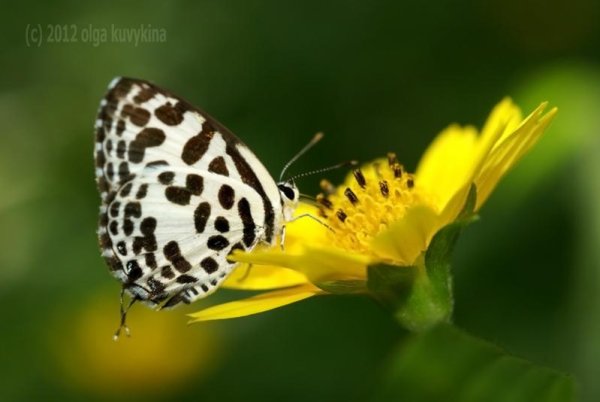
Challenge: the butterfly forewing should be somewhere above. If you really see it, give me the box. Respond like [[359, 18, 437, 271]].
[[95, 77, 283, 307]]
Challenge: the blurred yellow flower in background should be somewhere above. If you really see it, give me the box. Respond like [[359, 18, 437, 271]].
[[54, 291, 220, 396], [188, 98, 557, 323]]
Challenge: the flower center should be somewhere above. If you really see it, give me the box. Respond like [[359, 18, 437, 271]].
[[316, 153, 430, 258]]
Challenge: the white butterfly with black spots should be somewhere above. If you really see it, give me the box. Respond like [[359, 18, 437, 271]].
[[94, 77, 300, 309]]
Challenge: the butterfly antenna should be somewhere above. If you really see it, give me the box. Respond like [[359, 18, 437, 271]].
[[298, 193, 319, 207], [280, 132, 324, 181], [113, 286, 137, 341], [299, 193, 316, 201], [288, 160, 358, 182]]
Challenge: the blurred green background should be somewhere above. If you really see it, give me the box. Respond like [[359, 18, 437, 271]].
[[1, 1, 599, 401]]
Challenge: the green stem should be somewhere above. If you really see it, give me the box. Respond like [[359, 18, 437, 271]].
[[367, 256, 453, 331]]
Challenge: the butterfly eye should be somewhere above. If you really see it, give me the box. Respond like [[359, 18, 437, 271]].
[[278, 184, 296, 201]]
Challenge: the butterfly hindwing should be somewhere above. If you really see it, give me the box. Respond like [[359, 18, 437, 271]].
[[95, 77, 283, 307], [107, 166, 266, 306]]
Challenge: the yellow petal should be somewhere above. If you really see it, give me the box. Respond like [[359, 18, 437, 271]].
[[301, 245, 369, 282], [414, 124, 479, 213], [188, 284, 321, 322], [415, 98, 520, 214], [222, 264, 309, 290], [480, 97, 523, 147], [438, 182, 472, 227], [222, 202, 328, 290], [231, 246, 369, 283], [475, 104, 557, 209], [371, 205, 440, 266]]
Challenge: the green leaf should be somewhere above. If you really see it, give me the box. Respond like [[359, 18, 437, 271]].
[[371, 324, 576, 402], [367, 185, 478, 331]]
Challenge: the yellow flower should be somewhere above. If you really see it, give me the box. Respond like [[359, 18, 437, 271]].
[[54, 291, 220, 396], [188, 98, 557, 323]]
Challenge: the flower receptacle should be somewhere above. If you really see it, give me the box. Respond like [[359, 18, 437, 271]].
[[367, 185, 478, 331]]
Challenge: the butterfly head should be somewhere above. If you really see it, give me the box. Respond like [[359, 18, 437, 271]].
[[277, 181, 300, 221]]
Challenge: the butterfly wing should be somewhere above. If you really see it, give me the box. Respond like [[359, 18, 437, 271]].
[[95, 77, 283, 307]]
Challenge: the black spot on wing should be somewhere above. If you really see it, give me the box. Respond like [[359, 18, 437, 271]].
[[116, 119, 125, 135], [116, 241, 127, 256], [145, 253, 157, 269], [141, 216, 156, 235], [128, 128, 166, 163], [208, 156, 229, 176], [95, 149, 105, 168], [165, 187, 191, 205], [186, 174, 204, 195], [158, 171, 175, 185], [163, 241, 192, 273], [109, 221, 118, 235], [132, 238, 143, 254], [134, 86, 157, 103], [207, 235, 229, 251], [123, 219, 134, 236], [126, 260, 143, 281], [96, 126, 105, 143], [132, 217, 157, 254], [145, 160, 169, 168], [201, 257, 218, 274], [116, 140, 126, 159], [110, 201, 120, 218], [136, 184, 148, 199], [121, 104, 151, 127], [120, 182, 133, 197], [106, 162, 114, 181], [165, 174, 204, 205], [147, 277, 165, 294], [155, 101, 187, 126], [218, 185, 235, 209], [124, 202, 141, 219], [181, 121, 215, 165], [97, 176, 109, 194], [176, 274, 197, 284], [194, 202, 211, 233], [238, 198, 256, 247], [161, 265, 175, 279], [214, 216, 229, 233], [118, 161, 133, 184]]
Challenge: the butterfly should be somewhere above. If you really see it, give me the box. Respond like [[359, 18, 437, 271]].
[[94, 77, 323, 333]]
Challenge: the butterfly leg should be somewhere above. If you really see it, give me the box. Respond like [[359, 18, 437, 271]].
[[288, 213, 334, 232], [113, 286, 138, 341], [237, 228, 270, 278], [280, 225, 286, 250]]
